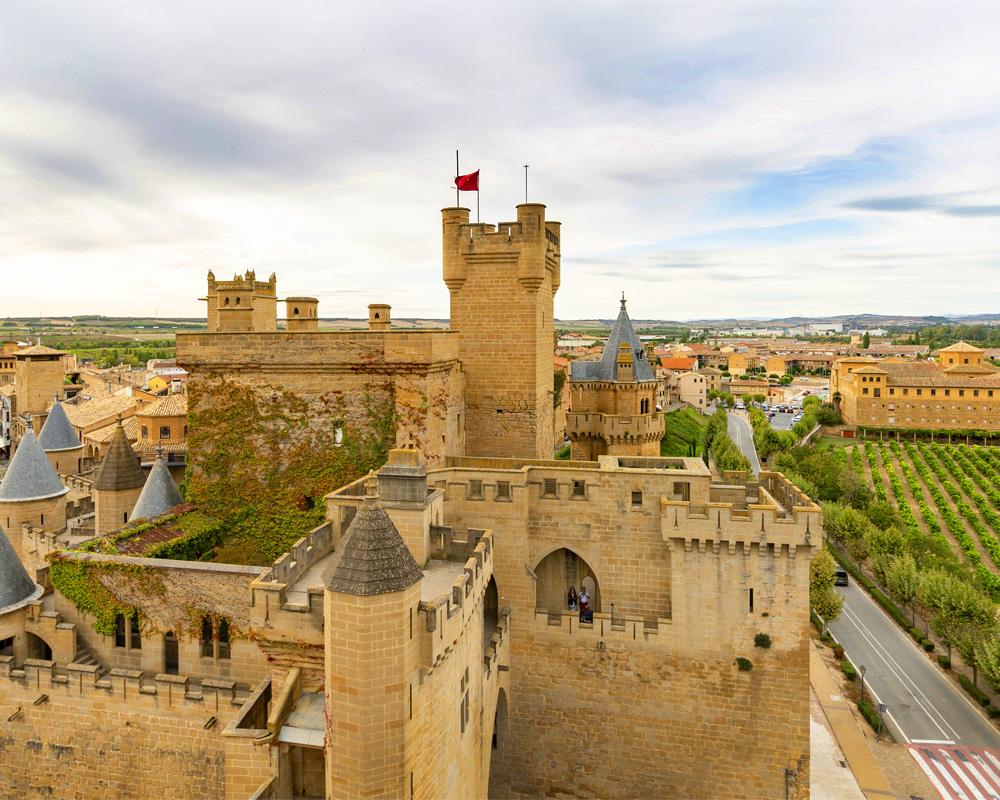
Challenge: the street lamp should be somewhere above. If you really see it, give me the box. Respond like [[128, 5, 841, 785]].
[[859, 664, 867, 704]]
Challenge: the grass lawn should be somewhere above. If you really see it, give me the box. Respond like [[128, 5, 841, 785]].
[[661, 407, 709, 457]]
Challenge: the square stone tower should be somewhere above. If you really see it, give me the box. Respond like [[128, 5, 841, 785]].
[[442, 203, 560, 459]]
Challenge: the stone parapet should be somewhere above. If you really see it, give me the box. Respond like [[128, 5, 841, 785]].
[[418, 529, 494, 671]]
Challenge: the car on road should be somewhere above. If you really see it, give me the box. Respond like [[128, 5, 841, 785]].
[[834, 569, 849, 586]]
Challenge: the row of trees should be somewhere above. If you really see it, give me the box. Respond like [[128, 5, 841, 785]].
[[702, 407, 751, 472]]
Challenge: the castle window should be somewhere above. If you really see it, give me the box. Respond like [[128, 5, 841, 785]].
[[224, 297, 230, 305], [496, 481, 511, 501], [965, 358, 970, 364], [460, 668, 470, 734], [748, 588, 754, 613], [468, 480, 483, 500], [217, 620, 230, 660], [974, 390, 980, 397], [141, 425, 148, 439], [916, 389, 922, 396], [959, 390, 965, 397], [873, 388, 880, 398], [862, 388, 868, 395], [159, 425, 170, 439], [115, 614, 127, 648], [201, 617, 214, 658], [293, 307, 299, 316], [672, 481, 690, 502], [542, 478, 557, 498], [945, 389, 951, 396], [903, 388, 909, 395], [631, 490, 643, 508], [129, 613, 141, 650], [235, 296, 241, 305], [930, 389, 936, 396], [572, 479, 586, 498], [889, 388, 894, 396]]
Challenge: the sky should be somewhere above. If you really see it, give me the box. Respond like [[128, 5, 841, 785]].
[[2, 1, 1000, 322]]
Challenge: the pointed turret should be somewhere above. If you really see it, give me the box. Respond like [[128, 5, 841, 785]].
[[93, 418, 145, 535], [0, 428, 69, 566], [0, 523, 41, 612], [326, 472, 423, 595], [569, 293, 655, 383], [324, 472, 423, 798], [129, 448, 183, 522], [38, 398, 84, 475]]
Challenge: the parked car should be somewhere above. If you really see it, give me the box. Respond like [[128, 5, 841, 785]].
[[834, 570, 849, 586]]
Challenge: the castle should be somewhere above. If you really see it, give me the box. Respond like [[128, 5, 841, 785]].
[[0, 202, 816, 799]]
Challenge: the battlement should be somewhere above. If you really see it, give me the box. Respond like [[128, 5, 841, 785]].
[[441, 204, 560, 289], [567, 410, 665, 442], [0, 654, 249, 714], [418, 529, 494, 672], [660, 470, 820, 554]]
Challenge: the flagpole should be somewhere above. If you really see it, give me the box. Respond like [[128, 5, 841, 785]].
[[455, 150, 460, 207], [477, 176, 480, 223], [523, 164, 529, 203]]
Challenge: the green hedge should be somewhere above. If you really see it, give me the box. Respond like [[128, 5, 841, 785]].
[[841, 661, 857, 681], [857, 698, 882, 732], [958, 673, 991, 706], [938, 655, 951, 669]]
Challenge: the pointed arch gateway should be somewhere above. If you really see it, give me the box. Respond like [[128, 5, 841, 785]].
[[533, 547, 601, 614], [488, 687, 511, 799]]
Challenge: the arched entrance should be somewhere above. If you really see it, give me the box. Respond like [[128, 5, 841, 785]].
[[534, 548, 601, 614], [484, 576, 499, 654], [488, 688, 510, 799], [25, 632, 52, 660]]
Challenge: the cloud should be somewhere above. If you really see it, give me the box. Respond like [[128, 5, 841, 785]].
[[1, 1, 1000, 318]]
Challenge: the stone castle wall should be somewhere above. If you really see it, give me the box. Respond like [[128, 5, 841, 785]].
[[0, 658, 271, 800]]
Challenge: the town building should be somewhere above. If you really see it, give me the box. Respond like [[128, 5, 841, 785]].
[[834, 341, 1000, 431]]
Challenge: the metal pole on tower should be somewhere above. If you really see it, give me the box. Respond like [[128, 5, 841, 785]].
[[523, 164, 529, 203], [455, 150, 460, 207]]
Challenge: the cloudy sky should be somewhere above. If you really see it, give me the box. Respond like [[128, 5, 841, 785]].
[[2, 1, 1000, 321]]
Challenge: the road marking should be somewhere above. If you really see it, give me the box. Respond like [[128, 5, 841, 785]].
[[908, 745, 1000, 800], [915, 739, 960, 745], [840, 595, 959, 741]]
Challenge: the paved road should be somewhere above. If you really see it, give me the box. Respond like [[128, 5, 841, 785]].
[[726, 412, 761, 476], [770, 411, 796, 431], [828, 580, 1000, 749]]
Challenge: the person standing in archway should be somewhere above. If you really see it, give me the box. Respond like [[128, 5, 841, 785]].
[[567, 586, 578, 610], [579, 588, 590, 612]]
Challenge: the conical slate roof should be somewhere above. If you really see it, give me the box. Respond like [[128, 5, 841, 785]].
[[0, 429, 69, 502], [570, 294, 656, 383], [326, 475, 423, 596], [93, 420, 145, 492], [38, 401, 82, 452], [0, 524, 38, 610], [129, 451, 183, 521]]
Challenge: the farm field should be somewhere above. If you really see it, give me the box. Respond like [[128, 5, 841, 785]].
[[848, 439, 1000, 597]]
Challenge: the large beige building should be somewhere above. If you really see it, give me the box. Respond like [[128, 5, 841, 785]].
[[0, 201, 816, 800], [834, 341, 1000, 431]]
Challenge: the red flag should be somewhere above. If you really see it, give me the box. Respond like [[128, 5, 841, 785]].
[[454, 170, 479, 191]]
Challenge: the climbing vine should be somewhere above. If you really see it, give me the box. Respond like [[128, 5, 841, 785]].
[[48, 556, 161, 636], [186, 378, 397, 565]]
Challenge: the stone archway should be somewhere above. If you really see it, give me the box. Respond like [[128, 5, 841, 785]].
[[484, 576, 499, 655], [25, 632, 52, 660], [534, 547, 601, 614], [488, 688, 511, 799]]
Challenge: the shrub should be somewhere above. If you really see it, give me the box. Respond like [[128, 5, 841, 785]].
[[909, 627, 923, 641], [938, 655, 951, 669], [857, 698, 882, 732], [753, 632, 772, 649], [841, 661, 857, 682], [735, 657, 753, 672], [988, 705, 1000, 719], [833, 645, 845, 660], [923, 640, 935, 652], [958, 673, 991, 706]]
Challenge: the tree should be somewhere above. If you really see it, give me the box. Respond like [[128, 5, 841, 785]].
[[919, 570, 995, 659], [779, 374, 793, 386], [956, 623, 993, 686], [810, 549, 844, 622], [862, 331, 871, 349], [865, 501, 899, 531], [886, 553, 920, 627], [975, 635, 1000, 693]]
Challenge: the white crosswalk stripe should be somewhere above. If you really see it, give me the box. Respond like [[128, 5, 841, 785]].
[[909, 745, 1000, 800]]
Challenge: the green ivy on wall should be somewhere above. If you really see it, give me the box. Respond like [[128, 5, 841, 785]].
[[186, 379, 397, 565]]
